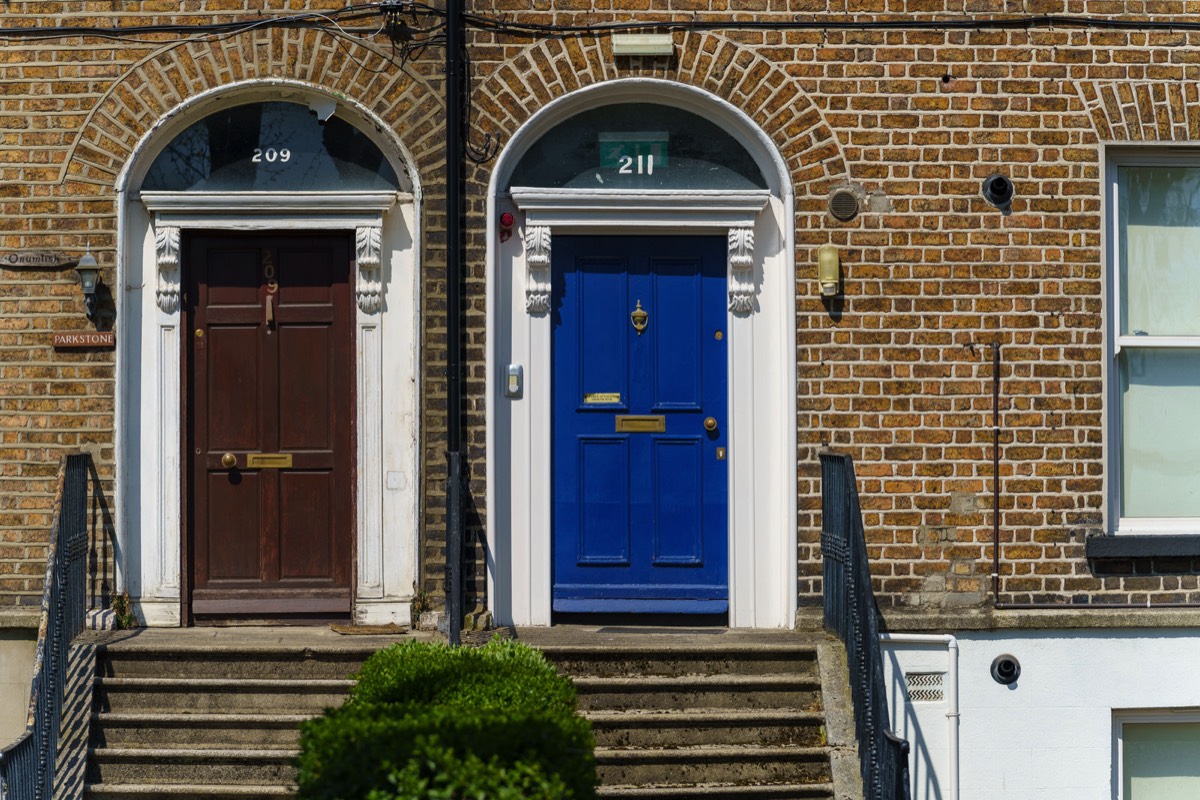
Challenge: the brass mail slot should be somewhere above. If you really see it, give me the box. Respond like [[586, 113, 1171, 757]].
[[246, 453, 293, 469], [615, 415, 666, 433]]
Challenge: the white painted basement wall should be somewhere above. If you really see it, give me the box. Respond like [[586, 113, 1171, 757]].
[[884, 629, 1200, 800]]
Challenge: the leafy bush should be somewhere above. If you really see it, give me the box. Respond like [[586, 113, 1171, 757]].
[[297, 638, 596, 800]]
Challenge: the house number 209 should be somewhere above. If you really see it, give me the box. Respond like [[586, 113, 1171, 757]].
[[252, 147, 292, 163]]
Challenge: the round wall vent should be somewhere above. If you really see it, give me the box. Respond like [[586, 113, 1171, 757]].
[[829, 189, 860, 221]]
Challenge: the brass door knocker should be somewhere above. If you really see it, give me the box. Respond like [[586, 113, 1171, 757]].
[[630, 300, 648, 335]]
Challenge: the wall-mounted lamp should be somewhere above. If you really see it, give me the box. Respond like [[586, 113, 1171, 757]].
[[818, 244, 840, 297], [75, 248, 100, 320]]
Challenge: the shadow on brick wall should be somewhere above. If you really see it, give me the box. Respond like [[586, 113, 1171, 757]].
[[85, 459, 117, 613]]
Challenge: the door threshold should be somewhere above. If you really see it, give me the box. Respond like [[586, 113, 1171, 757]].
[[552, 612, 728, 628], [191, 614, 351, 627]]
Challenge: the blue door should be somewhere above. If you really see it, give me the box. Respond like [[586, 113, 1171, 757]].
[[552, 235, 728, 614]]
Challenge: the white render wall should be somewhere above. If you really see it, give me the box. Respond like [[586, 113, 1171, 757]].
[[884, 628, 1200, 800]]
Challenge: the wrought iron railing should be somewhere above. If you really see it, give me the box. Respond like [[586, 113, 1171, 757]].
[[820, 450, 911, 800], [0, 454, 90, 800]]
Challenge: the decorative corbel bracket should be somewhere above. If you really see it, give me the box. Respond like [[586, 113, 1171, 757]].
[[727, 225, 755, 313], [154, 225, 181, 314], [524, 225, 552, 314], [356, 225, 383, 314]]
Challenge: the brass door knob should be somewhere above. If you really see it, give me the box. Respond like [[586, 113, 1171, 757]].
[[220, 453, 237, 469], [704, 417, 718, 431]]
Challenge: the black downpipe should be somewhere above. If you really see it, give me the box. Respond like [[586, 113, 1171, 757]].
[[982, 342, 1200, 611], [445, 0, 464, 646], [990, 342, 1000, 604]]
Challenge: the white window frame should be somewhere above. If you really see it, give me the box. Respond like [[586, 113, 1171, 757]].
[[1114, 709, 1200, 800], [1107, 150, 1200, 535]]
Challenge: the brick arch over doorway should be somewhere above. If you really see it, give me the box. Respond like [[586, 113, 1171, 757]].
[[468, 31, 850, 195], [61, 28, 445, 187]]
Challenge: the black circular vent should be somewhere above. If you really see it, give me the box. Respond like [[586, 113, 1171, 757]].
[[829, 190, 859, 221]]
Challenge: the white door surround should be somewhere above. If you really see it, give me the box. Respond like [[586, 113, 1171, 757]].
[[485, 79, 798, 628], [114, 81, 422, 626]]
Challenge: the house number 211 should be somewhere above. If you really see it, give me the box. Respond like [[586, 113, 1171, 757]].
[[252, 147, 292, 163], [618, 154, 655, 175]]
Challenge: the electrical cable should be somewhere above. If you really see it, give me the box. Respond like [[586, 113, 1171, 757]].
[[0, 5, 382, 41], [6, 3, 1200, 41], [463, 12, 1200, 35]]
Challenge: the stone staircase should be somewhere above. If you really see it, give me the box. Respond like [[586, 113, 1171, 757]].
[[535, 633, 852, 799], [82, 630, 402, 800], [80, 628, 855, 799]]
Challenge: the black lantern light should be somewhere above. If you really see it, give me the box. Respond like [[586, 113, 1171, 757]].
[[75, 248, 100, 320]]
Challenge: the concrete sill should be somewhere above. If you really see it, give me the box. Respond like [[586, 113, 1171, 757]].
[[1086, 534, 1200, 560], [0, 609, 40, 629]]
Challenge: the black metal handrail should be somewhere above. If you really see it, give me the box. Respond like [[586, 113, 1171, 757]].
[[820, 450, 911, 800], [0, 454, 90, 800]]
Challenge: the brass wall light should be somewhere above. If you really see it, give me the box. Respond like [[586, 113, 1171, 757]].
[[818, 244, 840, 297], [75, 248, 100, 320]]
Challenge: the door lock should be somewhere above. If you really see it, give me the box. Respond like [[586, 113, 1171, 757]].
[[220, 453, 237, 469], [704, 417, 718, 431]]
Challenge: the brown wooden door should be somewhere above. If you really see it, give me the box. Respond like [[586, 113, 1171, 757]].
[[186, 232, 354, 618]]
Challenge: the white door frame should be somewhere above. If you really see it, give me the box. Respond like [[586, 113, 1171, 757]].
[[114, 81, 422, 626], [485, 79, 798, 628]]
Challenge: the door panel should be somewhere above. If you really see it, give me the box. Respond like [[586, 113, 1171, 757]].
[[577, 437, 631, 564], [187, 232, 353, 618], [652, 438, 703, 565], [553, 235, 728, 614], [651, 259, 704, 410]]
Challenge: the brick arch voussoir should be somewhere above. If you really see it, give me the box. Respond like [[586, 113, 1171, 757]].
[[64, 28, 440, 186], [1077, 79, 1200, 144], [471, 32, 848, 195]]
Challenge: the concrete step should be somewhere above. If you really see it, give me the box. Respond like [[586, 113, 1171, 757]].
[[594, 745, 830, 787], [94, 677, 352, 715], [574, 674, 822, 712], [91, 713, 312, 749], [96, 645, 376, 681], [85, 784, 292, 799], [541, 644, 821, 679], [87, 748, 298, 786], [596, 782, 836, 798], [587, 709, 826, 748]]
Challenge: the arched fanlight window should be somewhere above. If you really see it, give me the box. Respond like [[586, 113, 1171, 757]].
[[142, 101, 400, 192], [509, 102, 767, 191]]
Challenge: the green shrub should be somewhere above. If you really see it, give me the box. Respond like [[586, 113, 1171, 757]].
[[297, 639, 596, 800]]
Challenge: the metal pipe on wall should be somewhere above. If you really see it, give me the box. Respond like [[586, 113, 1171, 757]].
[[445, 0, 464, 647], [981, 342, 1200, 610], [989, 342, 1000, 605]]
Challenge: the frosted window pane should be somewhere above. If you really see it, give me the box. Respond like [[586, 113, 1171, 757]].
[[1120, 349, 1200, 517], [1119, 166, 1200, 336], [509, 103, 766, 190], [143, 102, 399, 192], [1124, 723, 1200, 800]]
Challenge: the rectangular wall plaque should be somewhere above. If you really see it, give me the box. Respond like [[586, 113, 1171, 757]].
[[1, 252, 74, 269], [52, 332, 115, 349], [584, 392, 621, 404]]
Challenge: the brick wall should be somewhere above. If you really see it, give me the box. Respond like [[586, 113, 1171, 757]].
[[0, 2, 451, 610], [461, 3, 1200, 616], [4, 0, 1200, 619]]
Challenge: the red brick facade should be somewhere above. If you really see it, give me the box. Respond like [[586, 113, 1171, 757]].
[[2, 1, 1197, 622]]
